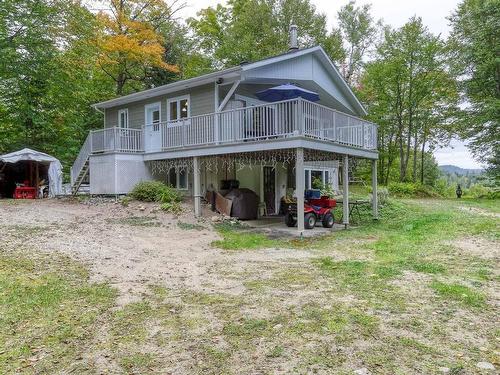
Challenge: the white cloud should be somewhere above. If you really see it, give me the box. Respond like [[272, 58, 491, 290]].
[[434, 140, 484, 169], [181, 0, 460, 36]]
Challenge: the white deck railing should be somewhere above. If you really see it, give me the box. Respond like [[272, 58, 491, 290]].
[[90, 127, 143, 153], [152, 98, 377, 151], [82, 98, 377, 156]]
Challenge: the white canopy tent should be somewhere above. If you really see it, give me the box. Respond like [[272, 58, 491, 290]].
[[0, 148, 63, 197]]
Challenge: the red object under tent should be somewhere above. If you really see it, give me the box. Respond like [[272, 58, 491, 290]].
[[13, 186, 37, 199]]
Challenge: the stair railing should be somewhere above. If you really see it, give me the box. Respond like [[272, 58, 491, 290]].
[[70, 133, 92, 186]]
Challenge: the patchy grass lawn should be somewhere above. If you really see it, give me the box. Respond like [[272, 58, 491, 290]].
[[0, 252, 116, 374], [0, 198, 498, 374]]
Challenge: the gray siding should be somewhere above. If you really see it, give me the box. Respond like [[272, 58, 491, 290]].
[[104, 84, 215, 129]]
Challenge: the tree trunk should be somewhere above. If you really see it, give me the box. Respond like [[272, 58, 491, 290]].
[[412, 128, 418, 182], [116, 72, 125, 95], [420, 134, 427, 185], [385, 157, 393, 185]]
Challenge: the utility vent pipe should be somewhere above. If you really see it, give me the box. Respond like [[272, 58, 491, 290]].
[[289, 25, 298, 50]]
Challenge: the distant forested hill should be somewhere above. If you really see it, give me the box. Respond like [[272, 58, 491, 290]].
[[439, 165, 485, 188], [439, 165, 484, 176]]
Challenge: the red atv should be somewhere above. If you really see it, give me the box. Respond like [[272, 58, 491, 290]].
[[285, 197, 336, 229]]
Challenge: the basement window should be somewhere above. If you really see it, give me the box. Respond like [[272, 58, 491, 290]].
[[305, 168, 332, 190], [167, 168, 188, 190]]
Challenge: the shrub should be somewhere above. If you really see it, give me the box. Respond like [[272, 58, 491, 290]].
[[120, 196, 131, 207], [413, 184, 440, 198], [373, 187, 389, 206], [465, 184, 492, 198], [130, 181, 182, 204], [388, 182, 441, 198], [433, 178, 455, 198], [320, 183, 335, 198], [160, 201, 182, 215], [483, 190, 500, 199], [388, 182, 416, 197]]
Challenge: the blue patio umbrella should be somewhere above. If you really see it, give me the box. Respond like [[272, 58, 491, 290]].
[[256, 83, 320, 102]]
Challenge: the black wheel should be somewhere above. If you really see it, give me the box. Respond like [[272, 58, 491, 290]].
[[285, 212, 296, 227], [322, 212, 334, 228], [304, 213, 317, 229]]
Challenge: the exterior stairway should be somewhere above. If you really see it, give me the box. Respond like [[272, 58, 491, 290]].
[[70, 134, 92, 195]]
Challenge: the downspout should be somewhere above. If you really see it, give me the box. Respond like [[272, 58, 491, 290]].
[[91, 104, 105, 129]]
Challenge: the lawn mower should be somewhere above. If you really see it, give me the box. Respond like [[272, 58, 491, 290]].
[[285, 196, 336, 229]]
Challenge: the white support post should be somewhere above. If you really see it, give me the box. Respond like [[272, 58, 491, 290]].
[[296, 147, 305, 233], [342, 154, 349, 228], [193, 156, 201, 217], [214, 82, 220, 144], [297, 98, 304, 135], [182, 119, 186, 147], [362, 123, 366, 149], [372, 159, 379, 220]]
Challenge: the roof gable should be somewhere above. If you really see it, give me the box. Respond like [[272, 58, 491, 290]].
[[242, 46, 366, 116]]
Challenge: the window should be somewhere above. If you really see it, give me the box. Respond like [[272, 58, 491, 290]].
[[178, 170, 187, 189], [167, 95, 190, 122], [311, 170, 323, 189], [167, 168, 188, 190], [118, 109, 129, 128], [304, 168, 333, 190]]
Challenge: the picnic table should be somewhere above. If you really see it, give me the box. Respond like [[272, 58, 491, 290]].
[[335, 199, 371, 223]]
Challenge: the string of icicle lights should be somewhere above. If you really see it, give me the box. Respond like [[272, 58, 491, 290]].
[[147, 149, 347, 175]]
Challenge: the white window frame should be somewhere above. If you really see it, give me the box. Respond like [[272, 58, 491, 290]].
[[167, 95, 191, 127], [144, 102, 162, 130], [168, 168, 189, 191], [305, 168, 333, 190], [118, 108, 129, 128]]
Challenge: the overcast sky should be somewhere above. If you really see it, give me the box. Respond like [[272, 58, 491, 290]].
[[179, 0, 482, 169]]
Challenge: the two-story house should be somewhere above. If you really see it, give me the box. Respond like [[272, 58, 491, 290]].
[[70, 31, 379, 231]]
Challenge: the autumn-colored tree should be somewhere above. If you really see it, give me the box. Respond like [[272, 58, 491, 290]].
[[96, 0, 179, 95]]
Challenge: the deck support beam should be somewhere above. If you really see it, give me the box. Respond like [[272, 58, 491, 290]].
[[218, 80, 241, 112], [372, 159, 379, 220], [296, 147, 305, 233], [193, 156, 201, 217], [342, 155, 349, 228]]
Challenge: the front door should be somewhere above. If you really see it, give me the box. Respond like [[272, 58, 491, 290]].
[[263, 166, 276, 214], [145, 103, 161, 152]]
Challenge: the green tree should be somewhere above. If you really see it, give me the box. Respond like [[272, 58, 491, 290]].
[[189, 0, 344, 68], [448, 0, 500, 181], [0, 0, 64, 153], [0, 0, 114, 170], [336, 0, 379, 86], [360, 18, 458, 183]]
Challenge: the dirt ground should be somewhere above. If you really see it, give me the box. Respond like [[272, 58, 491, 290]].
[[1, 198, 498, 374], [0, 198, 312, 305]]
